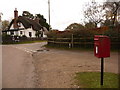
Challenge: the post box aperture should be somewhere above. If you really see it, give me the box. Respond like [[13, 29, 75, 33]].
[[94, 35, 110, 58]]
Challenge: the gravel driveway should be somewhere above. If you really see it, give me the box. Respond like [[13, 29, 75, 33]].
[[32, 46, 119, 88]]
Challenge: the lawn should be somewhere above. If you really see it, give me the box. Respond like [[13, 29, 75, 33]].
[[74, 72, 119, 88]]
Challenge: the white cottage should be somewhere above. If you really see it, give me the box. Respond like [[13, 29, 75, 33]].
[[3, 9, 48, 38]]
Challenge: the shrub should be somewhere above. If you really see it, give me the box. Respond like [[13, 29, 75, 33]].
[[47, 30, 58, 38], [71, 29, 94, 38], [104, 26, 119, 38], [2, 34, 13, 44], [47, 29, 95, 38], [20, 35, 27, 40], [47, 26, 119, 49]]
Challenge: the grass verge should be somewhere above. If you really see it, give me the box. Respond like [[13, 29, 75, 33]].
[[74, 72, 119, 88], [45, 44, 93, 51], [45, 44, 119, 52], [2, 40, 47, 45]]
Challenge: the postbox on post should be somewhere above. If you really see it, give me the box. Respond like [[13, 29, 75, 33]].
[[94, 35, 110, 58], [94, 35, 110, 86]]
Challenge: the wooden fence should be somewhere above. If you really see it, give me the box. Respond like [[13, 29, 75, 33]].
[[47, 37, 119, 49]]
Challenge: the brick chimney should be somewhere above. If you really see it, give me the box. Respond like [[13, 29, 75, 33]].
[[13, 8, 18, 29]]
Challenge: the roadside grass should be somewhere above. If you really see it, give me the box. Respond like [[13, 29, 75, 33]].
[[45, 44, 119, 52], [2, 40, 47, 45], [45, 44, 94, 51], [74, 72, 119, 88]]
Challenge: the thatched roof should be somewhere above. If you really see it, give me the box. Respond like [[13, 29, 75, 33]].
[[8, 16, 42, 31]]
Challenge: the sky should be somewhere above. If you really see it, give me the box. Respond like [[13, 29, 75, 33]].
[[0, 0, 104, 30]]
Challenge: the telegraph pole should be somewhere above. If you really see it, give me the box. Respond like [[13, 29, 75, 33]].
[[48, 0, 51, 30]]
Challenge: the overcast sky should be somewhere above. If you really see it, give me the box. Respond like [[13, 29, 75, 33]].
[[0, 0, 104, 30]]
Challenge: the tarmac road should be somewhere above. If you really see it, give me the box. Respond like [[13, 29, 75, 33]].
[[2, 45, 36, 88], [2, 42, 46, 88]]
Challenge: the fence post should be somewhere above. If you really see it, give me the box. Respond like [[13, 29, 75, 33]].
[[71, 34, 74, 48], [84, 37, 86, 48], [53, 38, 55, 46]]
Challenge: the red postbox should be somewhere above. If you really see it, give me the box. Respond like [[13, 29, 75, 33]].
[[94, 35, 110, 58]]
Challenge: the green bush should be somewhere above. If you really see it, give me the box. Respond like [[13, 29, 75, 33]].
[[47, 26, 119, 50], [47, 29, 95, 38], [104, 26, 119, 37], [20, 35, 27, 40], [2, 34, 13, 44], [71, 29, 94, 38], [47, 30, 58, 38]]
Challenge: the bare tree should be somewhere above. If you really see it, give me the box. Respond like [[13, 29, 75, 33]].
[[2, 20, 9, 30], [103, 0, 120, 26], [84, 2, 105, 27]]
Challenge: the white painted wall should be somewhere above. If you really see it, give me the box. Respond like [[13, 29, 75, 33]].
[[10, 24, 14, 29], [10, 23, 36, 38], [43, 32, 47, 38], [20, 28, 36, 38], [42, 27, 48, 38], [7, 31, 11, 35], [11, 23, 24, 29], [8, 23, 47, 38], [14, 31, 19, 36]]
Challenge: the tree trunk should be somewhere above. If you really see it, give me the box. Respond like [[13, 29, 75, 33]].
[[95, 23, 98, 28]]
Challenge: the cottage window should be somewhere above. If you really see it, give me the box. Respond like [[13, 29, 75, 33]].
[[20, 31, 23, 35], [18, 23, 21, 27], [29, 32, 32, 37], [10, 31, 14, 35]]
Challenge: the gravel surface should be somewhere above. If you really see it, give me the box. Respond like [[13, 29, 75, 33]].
[[32, 48, 119, 88]]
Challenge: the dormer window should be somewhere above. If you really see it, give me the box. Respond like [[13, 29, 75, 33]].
[[18, 22, 21, 27]]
